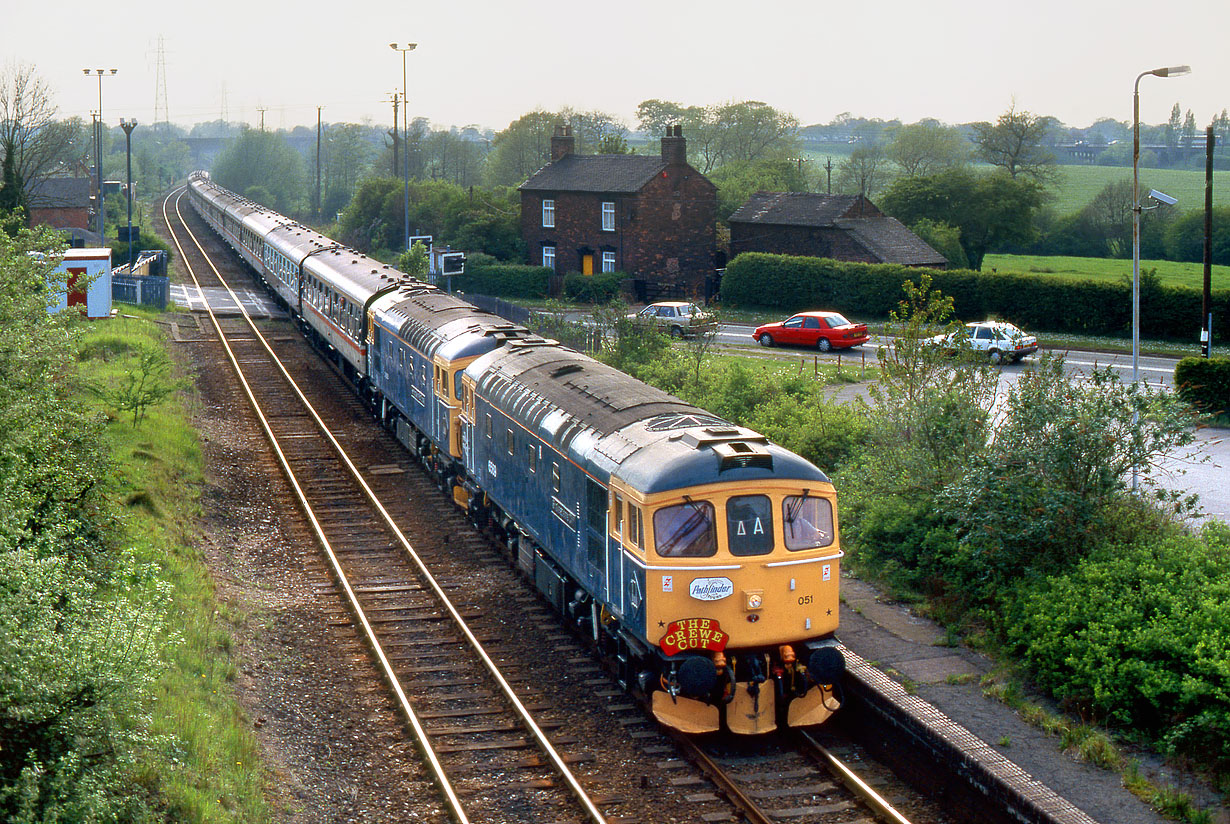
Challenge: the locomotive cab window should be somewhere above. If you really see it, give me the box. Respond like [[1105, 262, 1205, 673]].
[[627, 505, 644, 550], [783, 495, 834, 550], [653, 500, 716, 558], [610, 493, 623, 538], [727, 494, 774, 556]]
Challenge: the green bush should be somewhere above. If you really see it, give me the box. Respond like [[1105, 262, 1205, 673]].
[[453, 258, 552, 299], [720, 252, 1230, 342], [563, 270, 623, 303], [1175, 356, 1230, 416], [1006, 523, 1230, 771]]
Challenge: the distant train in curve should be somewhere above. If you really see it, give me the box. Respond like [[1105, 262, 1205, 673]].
[[186, 171, 846, 734]]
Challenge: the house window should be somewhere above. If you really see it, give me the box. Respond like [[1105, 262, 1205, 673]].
[[601, 201, 615, 232], [542, 199, 555, 228], [601, 251, 616, 273], [542, 245, 555, 271]]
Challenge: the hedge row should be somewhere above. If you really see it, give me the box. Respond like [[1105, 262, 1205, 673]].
[[452, 262, 552, 300], [1175, 357, 1230, 415], [721, 253, 1230, 343]]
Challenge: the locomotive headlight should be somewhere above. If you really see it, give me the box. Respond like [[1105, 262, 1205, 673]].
[[744, 590, 764, 611]]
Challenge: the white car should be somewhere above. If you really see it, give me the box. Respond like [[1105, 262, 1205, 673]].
[[930, 321, 1038, 364], [628, 302, 716, 338]]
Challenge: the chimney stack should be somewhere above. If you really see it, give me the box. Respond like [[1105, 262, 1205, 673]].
[[551, 124, 575, 161], [660, 124, 687, 165]]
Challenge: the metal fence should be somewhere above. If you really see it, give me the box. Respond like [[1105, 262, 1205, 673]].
[[112, 275, 169, 310], [466, 293, 531, 325]]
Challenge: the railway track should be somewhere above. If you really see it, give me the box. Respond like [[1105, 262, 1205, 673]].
[[161, 187, 611, 824], [158, 186, 945, 824]]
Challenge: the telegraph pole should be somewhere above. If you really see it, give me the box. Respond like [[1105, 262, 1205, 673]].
[[256, 106, 267, 131]]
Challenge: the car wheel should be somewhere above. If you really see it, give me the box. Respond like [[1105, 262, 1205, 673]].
[[816, 337, 832, 353], [670, 326, 684, 339], [988, 349, 1003, 365], [759, 334, 773, 347]]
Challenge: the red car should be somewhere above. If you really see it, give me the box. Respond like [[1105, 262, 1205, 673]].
[[753, 311, 870, 351]]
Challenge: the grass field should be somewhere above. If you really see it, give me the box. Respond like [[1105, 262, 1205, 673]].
[[981, 253, 1230, 291], [1048, 164, 1230, 215]]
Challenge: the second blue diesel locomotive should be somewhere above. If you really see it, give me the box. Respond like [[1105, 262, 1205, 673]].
[[188, 173, 846, 734]]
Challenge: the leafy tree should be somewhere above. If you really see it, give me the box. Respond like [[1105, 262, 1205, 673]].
[[708, 158, 808, 221], [322, 122, 376, 218], [886, 121, 969, 178], [879, 168, 1044, 270], [1164, 206, 1230, 265], [484, 110, 557, 186], [1181, 108, 1197, 148], [836, 145, 889, 198], [969, 102, 1059, 183], [0, 145, 29, 225], [597, 133, 630, 154], [908, 218, 968, 269], [1165, 102, 1182, 149], [636, 99, 799, 173], [397, 239, 429, 277], [212, 126, 308, 214]]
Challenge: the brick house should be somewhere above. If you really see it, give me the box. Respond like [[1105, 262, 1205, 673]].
[[26, 177, 98, 246], [520, 125, 717, 300], [728, 191, 947, 269]]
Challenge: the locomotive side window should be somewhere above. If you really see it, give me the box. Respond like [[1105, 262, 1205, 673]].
[[726, 495, 774, 556], [783, 495, 834, 550], [653, 501, 716, 558], [551, 463, 560, 493], [485, 414, 493, 439], [527, 444, 537, 472], [610, 493, 623, 537], [506, 428, 514, 455], [627, 505, 644, 550]]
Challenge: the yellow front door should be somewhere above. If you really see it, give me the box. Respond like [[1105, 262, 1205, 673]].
[[582, 254, 593, 275]]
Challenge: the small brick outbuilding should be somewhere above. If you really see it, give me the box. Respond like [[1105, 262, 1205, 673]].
[[520, 126, 718, 300], [728, 191, 947, 269]]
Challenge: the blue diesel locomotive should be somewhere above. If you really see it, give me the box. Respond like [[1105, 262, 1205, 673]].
[[188, 173, 845, 734]]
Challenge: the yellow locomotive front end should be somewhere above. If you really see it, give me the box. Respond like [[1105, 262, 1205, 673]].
[[623, 474, 845, 734]]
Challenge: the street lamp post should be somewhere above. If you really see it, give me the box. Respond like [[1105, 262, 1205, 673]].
[[82, 68, 117, 242], [1132, 64, 1189, 490], [390, 42, 417, 253], [120, 119, 137, 270]]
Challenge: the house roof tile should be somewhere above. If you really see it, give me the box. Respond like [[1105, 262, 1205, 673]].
[[727, 191, 875, 226], [835, 217, 948, 266], [519, 154, 667, 193]]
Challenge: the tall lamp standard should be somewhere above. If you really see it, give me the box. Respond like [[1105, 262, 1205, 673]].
[[389, 42, 417, 252], [1132, 64, 1189, 490], [83, 68, 118, 241], [120, 119, 137, 270]]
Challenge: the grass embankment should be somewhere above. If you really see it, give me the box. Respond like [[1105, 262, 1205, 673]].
[[80, 308, 270, 822]]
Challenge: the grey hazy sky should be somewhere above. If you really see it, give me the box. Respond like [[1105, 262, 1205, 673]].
[[8, 0, 1228, 133]]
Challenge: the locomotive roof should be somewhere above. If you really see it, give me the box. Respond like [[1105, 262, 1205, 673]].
[[379, 286, 529, 358], [472, 340, 830, 493]]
